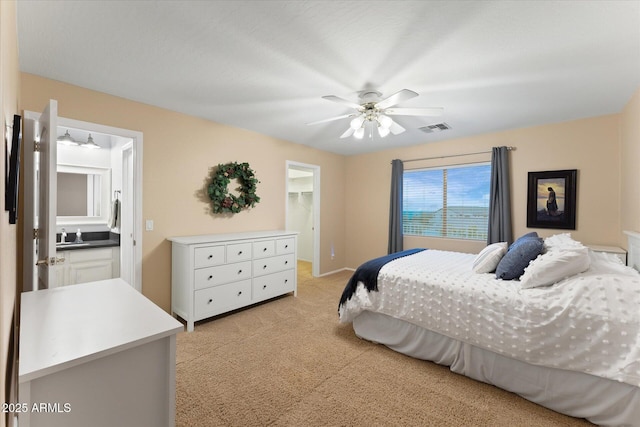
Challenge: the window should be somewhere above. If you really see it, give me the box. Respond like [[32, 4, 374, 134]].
[[403, 163, 491, 240]]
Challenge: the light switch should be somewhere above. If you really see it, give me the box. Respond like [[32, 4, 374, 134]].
[[145, 219, 154, 231]]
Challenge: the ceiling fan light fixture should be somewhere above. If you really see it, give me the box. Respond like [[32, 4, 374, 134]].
[[312, 88, 443, 140], [350, 116, 365, 130], [57, 130, 78, 146], [377, 114, 392, 129], [378, 126, 390, 138], [82, 134, 101, 149]]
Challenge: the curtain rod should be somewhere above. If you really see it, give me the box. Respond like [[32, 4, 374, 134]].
[[395, 146, 515, 164]]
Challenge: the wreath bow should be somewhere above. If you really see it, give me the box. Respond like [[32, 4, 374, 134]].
[[208, 162, 260, 214]]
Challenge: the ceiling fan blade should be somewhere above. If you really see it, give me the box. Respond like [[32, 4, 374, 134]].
[[385, 107, 444, 117], [322, 95, 363, 110], [340, 127, 355, 138], [388, 119, 406, 135], [375, 89, 418, 109], [306, 113, 354, 126]]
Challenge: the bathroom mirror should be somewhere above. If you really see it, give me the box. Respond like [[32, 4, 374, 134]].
[[57, 164, 111, 225]]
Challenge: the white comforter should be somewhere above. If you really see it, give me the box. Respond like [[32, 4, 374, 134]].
[[339, 249, 640, 387]]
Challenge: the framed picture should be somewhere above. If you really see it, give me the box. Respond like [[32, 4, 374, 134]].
[[526, 169, 577, 230]]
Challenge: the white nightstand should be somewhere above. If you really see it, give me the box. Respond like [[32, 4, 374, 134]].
[[587, 245, 627, 265]]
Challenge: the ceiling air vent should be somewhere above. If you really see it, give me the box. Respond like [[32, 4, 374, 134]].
[[419, 123, 450, 133]]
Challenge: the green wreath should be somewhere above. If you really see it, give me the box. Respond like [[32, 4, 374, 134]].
[[208, 162, 260, 214]]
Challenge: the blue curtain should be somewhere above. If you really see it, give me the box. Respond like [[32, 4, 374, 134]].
[[487, 147, 513, 244], [388, 159, 404, 254]]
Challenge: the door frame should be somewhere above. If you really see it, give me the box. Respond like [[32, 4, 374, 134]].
[[120, 141, 135, 288], [23, 111, 144, 292], [285, 161, 320, 277]]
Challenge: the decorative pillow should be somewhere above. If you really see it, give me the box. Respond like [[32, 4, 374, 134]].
[[520, 247, 590, 289], [472, 242, 508, 273], [543, 233, 584, 252], [508, 231, 540, 252], [496, 237, 544, 280]]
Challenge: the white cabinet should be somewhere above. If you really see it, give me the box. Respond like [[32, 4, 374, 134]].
[[19, 279, 183, 427], [55, 247, 120, 286], [169, 230, 297, 332]]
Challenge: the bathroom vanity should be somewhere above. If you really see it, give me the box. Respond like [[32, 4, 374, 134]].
[[55, 231, 120, 286]]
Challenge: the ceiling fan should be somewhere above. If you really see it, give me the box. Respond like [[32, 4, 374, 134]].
[[307, 89, 443, 139]]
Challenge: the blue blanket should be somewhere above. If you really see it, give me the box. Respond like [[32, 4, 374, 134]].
[[338, 248, 426, 311]]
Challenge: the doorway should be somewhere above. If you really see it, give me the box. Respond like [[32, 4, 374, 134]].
[[23, 109, 143, 291], [286, 161, 320, 277], [56, 118, 143, 292]]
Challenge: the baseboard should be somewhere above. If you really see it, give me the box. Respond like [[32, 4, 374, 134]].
[[317, 267, 353, 277]]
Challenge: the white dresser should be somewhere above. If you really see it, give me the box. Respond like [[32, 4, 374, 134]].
[[168, 230, 298, 332]]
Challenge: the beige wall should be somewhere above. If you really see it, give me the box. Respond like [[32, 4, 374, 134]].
[[1, 1, 20, 426], [345, 114, 624, 268], [20, 73, 345, 312], [16, 73, 640, 310], [620, 87, 640, 248]]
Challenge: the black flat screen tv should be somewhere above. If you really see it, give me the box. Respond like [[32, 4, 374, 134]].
[[5, 114, 21, 224]]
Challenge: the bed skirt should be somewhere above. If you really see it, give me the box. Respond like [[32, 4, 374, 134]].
[[353, 310, 640, 427]]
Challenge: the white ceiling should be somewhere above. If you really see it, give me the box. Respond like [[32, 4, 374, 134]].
[[16, 1, 640, 156]]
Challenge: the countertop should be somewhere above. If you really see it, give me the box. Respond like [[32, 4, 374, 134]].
[[19, 278, 183, 382], [56, 231, 120, 251]]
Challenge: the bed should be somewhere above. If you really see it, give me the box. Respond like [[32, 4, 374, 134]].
[[339, 232, 640, 426]]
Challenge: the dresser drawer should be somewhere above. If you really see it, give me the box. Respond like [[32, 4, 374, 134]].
[[194, 279, 252, 318], [253, 254, 295, 277], [227, 242, 252, 263], [194, 245, 225, 268], [276, 238, 295, 254], [194, 261, 252, 290], [253, 269, 295, 301], [253, 240, 275, 259]]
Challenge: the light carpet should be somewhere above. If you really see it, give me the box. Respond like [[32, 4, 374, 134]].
[[175, 261, 591, 426]]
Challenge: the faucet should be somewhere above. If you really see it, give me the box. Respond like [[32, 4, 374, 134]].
[[74, 228, 83, 243], [61, 228, 67, 243]]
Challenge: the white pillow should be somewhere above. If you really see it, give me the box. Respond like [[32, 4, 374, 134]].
[[520, 247, 590, 289], [543, 233, 584, 252], [472, 242, 508, 273]]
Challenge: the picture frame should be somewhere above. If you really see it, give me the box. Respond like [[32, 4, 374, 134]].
[[5, 114, 21, 224], [526, 169, 577, 230]]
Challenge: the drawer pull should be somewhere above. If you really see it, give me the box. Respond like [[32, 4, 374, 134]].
[[263, 265, 267, 269], [208, 254, 213, 259], [237, 291, 242, 296], [208, 298, 213, 304], [285, 260, 288, 265], [238, 250, 243, 255], [263, 284, 267, 289], [285, 279, 288, 283], [263, 247, 267, 252], [285, 244, 288, 249], [237, 269, 243, 274], [208, 275, 213, 280]]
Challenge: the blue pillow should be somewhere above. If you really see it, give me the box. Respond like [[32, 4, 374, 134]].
[[495, 237, 543, 280], [508, 232, 539, 252]]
